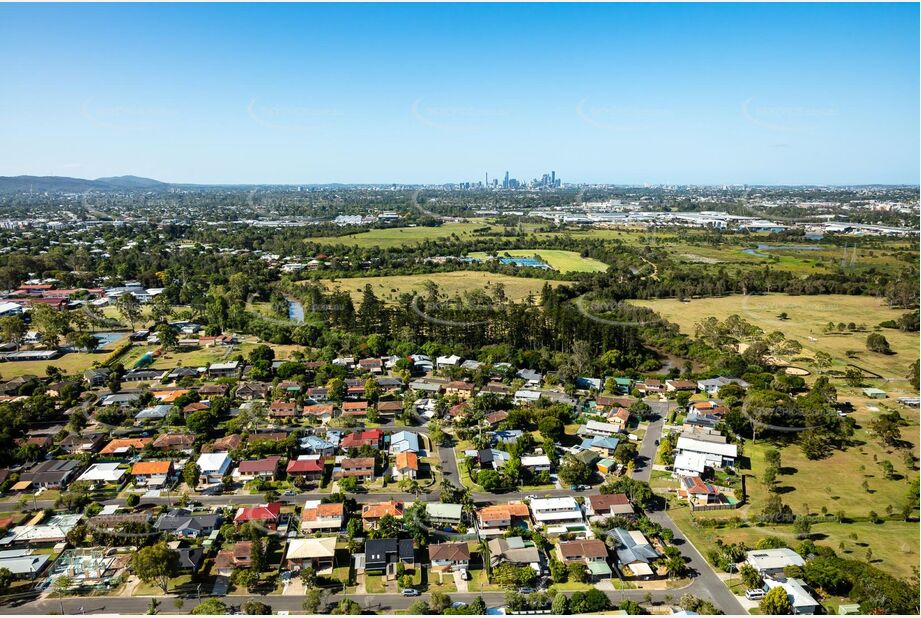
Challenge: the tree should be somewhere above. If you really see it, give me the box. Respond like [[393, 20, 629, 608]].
[[558, 454, 592, 487], [116, 293, 143, 330], [552, 592, 569, 615], [0, 567, 13, 595], [567, 561, 588, 583], [477, 469, 504, 492], [30, 303, 71, 347], [760, 586, 793, 615], [156, 323, 179, 351], [303, 589, 326, 613], [126, 494, 140, 508], [739, 563, 764, 590], [866, 333, 892, 354], [242, 599, 271, 615], [0, 316, 26, 350], [192, 598, 227, 615], [147, 598, 160, 615], [330, 598, 362, 614], [538, 416, 564, 442], [430, 592, 452, 613], [132, 543, 179, 594], [182, 462, 200, 489], [186, 409, 217, 435]]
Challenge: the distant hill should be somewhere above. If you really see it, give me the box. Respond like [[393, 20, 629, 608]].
[[0, 175, 169, 194]]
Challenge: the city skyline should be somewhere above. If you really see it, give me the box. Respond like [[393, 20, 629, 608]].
[[0, 3, 918, 185]]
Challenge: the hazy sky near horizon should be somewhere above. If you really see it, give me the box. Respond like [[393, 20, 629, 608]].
[[0, 3, 918, 185]]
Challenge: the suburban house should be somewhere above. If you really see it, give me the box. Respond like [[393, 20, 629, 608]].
[[236, 382, 271, 400], [586, 494, 635, 521], [152, 433, 195, 452], [746, 548, 806, 579], [673, 437, 738, 476], [697, 376, 750, 396], [361, 501, 404, 530], [582, 419, 623, 437], [234, 502, 282, 530], [520, 455, 552, 473], [444, 381, 475, 400], [19, 460, 82, 489], [283, 536, 337, 573], [425, 503, 463, 528], [677, 475, 724, 507], [300, 501, 345, 533], [99, 438, 151, 457], [268, 400, 298, 418], [389, 430, 421, 454], [665, 379, 697, 392], [233, 456, 280, 482], [300, 435, 337, 456], [557, 539, 612, 581], [155, 509, 222, 538], [487, 536, 542, 571], [428, 542, 470, 571], [196, 452, 233, 485], [393, 451, 419, 481], [286, 457, 326, 481], [529, 497, 585, 530], [130, 461, 174, 487], [363, 538, 415, 575], [342, 400, 369, 417], [74, 462, 126, 486], [609, 527, 660, 578], [763, 578, 820, 615], [333, 457, 376, 482], [476, 503, 531, 534], [207, 361, 240, 378], [340, 429, 383, 449], [580, 435, 621, 458], [302, 404, 336, 424]]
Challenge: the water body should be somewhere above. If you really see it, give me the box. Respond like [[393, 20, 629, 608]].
[[742, 244, 823, 257], [287, 299, 305, 323]]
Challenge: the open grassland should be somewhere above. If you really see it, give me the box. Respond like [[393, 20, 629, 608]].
[[0, 351, 105, 379], [118, 340, 303, 370], [467, 249, 609, 273], [306, 221, 512, 248], [634, 294, 919, 389], [743, 395, 920, 520], [669, 503, 918, 581], [317, 271, 568, 304]]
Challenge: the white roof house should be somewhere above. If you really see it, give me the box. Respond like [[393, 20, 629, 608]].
[[514, 389, 541, 404], [746, 548, 806, 575], [673, 451, 708, 477], [584, 420, 622, 437], [197, 452, 232, 477], [520, 455, 551, 470], [764, 578, 819, 615], [529, 497, 583, 525], [76, 463, 125, 484], [436, 354, 462, 368], [676, 436, 737, 470]]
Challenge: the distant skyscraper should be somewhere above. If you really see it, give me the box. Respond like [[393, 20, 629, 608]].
[[503, 171, 509, 189]]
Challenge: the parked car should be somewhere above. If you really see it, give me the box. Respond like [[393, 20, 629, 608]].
[[518, 587, 536, 594], [451, 602, 467, 609], [745, 589, 765, 600], [458, 568, 470, 580], [401, 589, 420, 597]]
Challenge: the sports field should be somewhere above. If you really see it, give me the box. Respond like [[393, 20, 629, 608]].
[[634, 294, 919, 389], [317, 271, 568, 304], [467, 249, 609, 273]]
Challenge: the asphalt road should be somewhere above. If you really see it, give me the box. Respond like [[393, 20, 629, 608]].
[[0, 587, 717, 615], [633, 401, 670, 482]]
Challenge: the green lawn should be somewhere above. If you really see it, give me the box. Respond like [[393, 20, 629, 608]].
[[307, 222, 500, 248], [633, 294, 920, 389], [316, 271, 568, 305], [668, 502, 919, 581], [364, 574, 386, 593], [467, 249, 609, 273]]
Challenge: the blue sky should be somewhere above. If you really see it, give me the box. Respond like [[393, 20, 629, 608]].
[[0, 3, 917, 185]]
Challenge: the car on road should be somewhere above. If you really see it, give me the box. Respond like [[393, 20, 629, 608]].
[[518, 587, 536, 594], [451, 602, 467, 609], [654, 439, 659, 445], [401, 589, 420, 597], [281, 490, 297, 496]]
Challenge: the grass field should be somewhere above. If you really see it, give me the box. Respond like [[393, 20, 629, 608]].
[[307, 222, 504, 248], [119, 340, 304, 370], [744, 398, 920, 521], [467, 249, 609, 273], [634, 294, 920, 390], [317, 271, 568, 304], [669, 503, 919, 581]]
